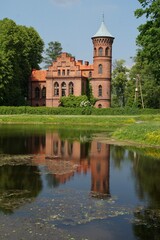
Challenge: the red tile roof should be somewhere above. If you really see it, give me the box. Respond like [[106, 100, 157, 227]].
[[30, 69, 47, 81]]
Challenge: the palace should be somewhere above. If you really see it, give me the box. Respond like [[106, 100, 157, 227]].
[[29, 20, 114, 108]]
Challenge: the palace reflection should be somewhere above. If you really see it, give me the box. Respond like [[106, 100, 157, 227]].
[[30, 132, 110, 197]]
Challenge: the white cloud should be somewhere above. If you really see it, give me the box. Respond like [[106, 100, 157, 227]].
[[51, 0, 80, 6]]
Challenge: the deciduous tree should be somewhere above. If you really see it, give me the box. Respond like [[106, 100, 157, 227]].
[[0, 18, 44, 106], [134, 0, 160, 108]]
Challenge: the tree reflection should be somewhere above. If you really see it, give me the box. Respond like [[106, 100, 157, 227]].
[[0, 165, 42, 214], [132, 154, 160, 239], [111, 145, 126, 169]]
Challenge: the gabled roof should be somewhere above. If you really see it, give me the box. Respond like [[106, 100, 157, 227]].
[[92, 20, 113, 38]]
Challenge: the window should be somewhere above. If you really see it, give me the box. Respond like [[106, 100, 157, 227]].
[[67, 69, 70, 76], [35, 87, 40, 99], [98, 104, 102, 108], [98, 64, 103, 74], [98, 47, 103, 56], [69, 82, 74, 95], [62, 70, 65, 76], [98, 85, 102, 97], [58, 70, 61, 76], [42, 87, 46, 99], [61, 82, 66, 96], [54, 82, 59, 96], [105, 47, 109, 56], [94, 48, 97, 56], [89, 71, 92, 78]]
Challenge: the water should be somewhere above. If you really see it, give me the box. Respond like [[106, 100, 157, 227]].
[[0, 125, 160, 240]]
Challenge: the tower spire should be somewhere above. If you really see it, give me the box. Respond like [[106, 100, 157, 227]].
[[102, 13, 104, 22]]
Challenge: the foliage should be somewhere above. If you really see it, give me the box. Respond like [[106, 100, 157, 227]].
[[0, 18, 44, 106], [0, 106, 159, 115], [111, 60, 129, 107], [134, 0, 160, 108], [43, 41, 62, 68], [60, 95, 89, 108]]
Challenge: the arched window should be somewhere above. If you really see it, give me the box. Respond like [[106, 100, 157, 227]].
[[98, 85, 102, 97], [98, 47, 103, 56], [35, 87, 40, 99], [61, 82, 66, 96], [98, 64, 103, 74], [89, 71, 92, 78], [42, 87, 46, 99], [98, 104, 102, 108], [69, 82, 74, 95], [54, 82, 59, 96], [105, 47, 109, 56], [94, 48, 97, 56]]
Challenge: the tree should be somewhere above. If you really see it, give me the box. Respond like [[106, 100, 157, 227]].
[[0, 18, 44, 106], [43, 41, 62, 68], [134, 0, 160, 108], [111, 60, 129, 107]]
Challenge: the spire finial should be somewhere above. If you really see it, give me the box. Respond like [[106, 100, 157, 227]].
[[102, 13, 104, 22]]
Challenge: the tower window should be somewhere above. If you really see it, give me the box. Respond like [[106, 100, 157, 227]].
[[98, 47, 103, 56], [105, 47, 109, 56], [98, 64, 103, 74], [94, 48, 97, 56], [61, 82, 66, 96], [98, 85, 102, 97], [54, 82, 59, 96]]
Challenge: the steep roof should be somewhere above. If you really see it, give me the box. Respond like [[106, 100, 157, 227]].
[[92, 20, 113, 38], [30, 70, 46, 81]]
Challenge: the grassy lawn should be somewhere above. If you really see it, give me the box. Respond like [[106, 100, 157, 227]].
[[0, 114, 160, 147]]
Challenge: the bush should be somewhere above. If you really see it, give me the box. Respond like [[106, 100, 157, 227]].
[[60, 95, 88, 107]]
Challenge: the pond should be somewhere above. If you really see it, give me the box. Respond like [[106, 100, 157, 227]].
[[0, 125, 160, 240]]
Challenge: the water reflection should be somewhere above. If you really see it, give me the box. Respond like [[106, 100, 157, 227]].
[[0, 165, 42, 214], [0, 126, 160, 240], [30, 132, 110, 198]]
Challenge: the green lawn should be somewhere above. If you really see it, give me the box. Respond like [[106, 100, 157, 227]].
[[0, 114, 160, 147]]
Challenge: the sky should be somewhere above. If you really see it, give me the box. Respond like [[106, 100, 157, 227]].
[[1, 0, 144, 68]]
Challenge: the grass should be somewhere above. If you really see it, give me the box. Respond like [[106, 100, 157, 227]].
[[0, 114, 160, 147]]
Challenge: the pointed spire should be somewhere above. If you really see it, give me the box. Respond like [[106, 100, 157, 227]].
[[92, 16, 113, 38], [102, 13, 104, 22]]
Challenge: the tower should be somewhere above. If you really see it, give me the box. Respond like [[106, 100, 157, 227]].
[[91, 18, 114, 108]]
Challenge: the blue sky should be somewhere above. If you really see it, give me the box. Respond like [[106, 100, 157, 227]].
[[1, 0, 144, 67]]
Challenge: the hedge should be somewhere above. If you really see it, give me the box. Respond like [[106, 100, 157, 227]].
[[0, 106, 159, 115]]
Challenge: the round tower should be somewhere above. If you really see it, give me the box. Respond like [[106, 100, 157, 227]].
[[91, 18, 114, 108]]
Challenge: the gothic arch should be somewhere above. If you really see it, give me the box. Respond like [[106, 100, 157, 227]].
[[54, 82, 59, 96], [69, 82, 74, 95]]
